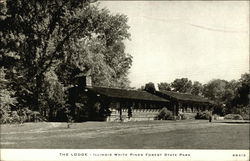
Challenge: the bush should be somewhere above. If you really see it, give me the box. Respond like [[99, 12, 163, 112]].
[[21, 108, 33, 122], [30, 111, 46, 122], [213, 114, 220, 120], [0, 110, 22, 124], [0, 105, 11, 123], [212, 104, 226, 116], [0, 107, 46, 124], [241, 114, 249, 120], [236, 105, 249, 120], [157, 108, 174, 120], [0, 113, 12, 124], [224, 105, 249, 120], [224, 114, 243, 120], [179, 113, 187, 120], [195, 110, 211, 120], [10, 111, 21, 123]]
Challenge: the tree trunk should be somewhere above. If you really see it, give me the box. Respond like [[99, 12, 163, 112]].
[[48, 107, 54, 121], [35, 74, 43, 114]]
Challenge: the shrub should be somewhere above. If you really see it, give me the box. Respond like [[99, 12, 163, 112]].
[[236, 105, 249, 120], [224, 105, 249, 120], [0, 104, 11, 124], [212, 104, 226, 116], [157, 107, 174, 120], [179, 113, 187, 120], [21, 108, 33, 122], [0, 67, 18, 124], [11, 111, 21, 123], [195, 110, 211, 120], [241, 114, 249, 120], [224, 114, 243, 120], [0, 112, 12, 124], [213, 114, 220, 120]]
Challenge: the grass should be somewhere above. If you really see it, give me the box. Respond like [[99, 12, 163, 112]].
[[0, 120, 249, 149]]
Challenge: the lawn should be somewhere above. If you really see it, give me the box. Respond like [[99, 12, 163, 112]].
[[0, 120, 249, 149]]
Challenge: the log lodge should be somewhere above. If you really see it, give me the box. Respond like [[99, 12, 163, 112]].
[[149, 90, 213, 119], [68, 76, 213, 121]]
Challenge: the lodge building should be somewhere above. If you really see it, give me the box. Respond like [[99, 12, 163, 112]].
[[68, 75, 213, 122], [149, 90, 213, 119]]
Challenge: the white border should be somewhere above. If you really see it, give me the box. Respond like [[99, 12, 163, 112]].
[[1, 149, 249, 161]]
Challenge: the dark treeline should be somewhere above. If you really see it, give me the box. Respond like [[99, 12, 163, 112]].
[[142, 74, 250, 118]]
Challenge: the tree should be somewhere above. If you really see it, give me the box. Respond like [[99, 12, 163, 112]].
[[41, 69, 66, 120], [1, 0, 132, 116], [171, 78, 192, 93], [191, 81, 203, 96], [203, 79, 228, 102], [158, 82, 171, 91], [202, 76, 249, 116], [57, 26, 132, 89], [225, 73, 250, 119], [57, 9, 132, 88], [0, 67, 17, 123], [202, 79, 228, 115], [1, 0, 98, 112], [137, 85, 145, 91], [235, 73, 250, 106], [223, 80, 239, 105]]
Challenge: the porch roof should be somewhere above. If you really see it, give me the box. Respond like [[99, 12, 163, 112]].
[[87, 87, 169, 103], [157, 90, 211, 104]]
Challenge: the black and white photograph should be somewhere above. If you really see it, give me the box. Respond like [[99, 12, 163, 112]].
[[0, 0, 249, 161]]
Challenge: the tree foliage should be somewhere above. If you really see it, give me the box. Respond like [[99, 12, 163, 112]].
[[155, 74, 249, 117], [41, 70, 66, 120], [0, 67, 17, 123], [202, 74, 249, 116], [203, 79, 228, 102], [171, 78, 192, 93], [157, 107, 173, 120], [191, 81, 203, 96], [235, 73, 250, 106], [0, 0, 132, 120], [158, 82, 171, 91]]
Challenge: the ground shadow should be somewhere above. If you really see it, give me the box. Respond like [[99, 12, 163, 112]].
[[213, 121, 250, 124]]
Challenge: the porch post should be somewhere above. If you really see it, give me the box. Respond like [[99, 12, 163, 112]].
[[119, 103, 122, 121], [173, 103, 176, 120]]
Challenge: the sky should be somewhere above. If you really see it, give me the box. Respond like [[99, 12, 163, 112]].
[[99, 1, 249, 88]]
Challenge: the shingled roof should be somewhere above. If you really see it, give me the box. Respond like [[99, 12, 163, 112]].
[[157, 90, 210, 103], [87, 87, 169, 102]]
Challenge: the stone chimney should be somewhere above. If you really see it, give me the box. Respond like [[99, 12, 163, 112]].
[[76, 75, 92, 88], [85, 75, 92, 87], [144, 82, 156, 93], [75, 69, 92, 88]]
